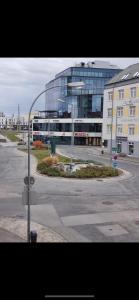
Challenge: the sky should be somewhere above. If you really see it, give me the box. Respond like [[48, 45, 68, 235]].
[[0, 57, 139, 116]]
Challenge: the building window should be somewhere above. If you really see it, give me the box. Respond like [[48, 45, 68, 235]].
[[133, 72, 139, 78], [108, 92, 113, 101], [121, 74, 129, 80], [107, 124, 112, 134], [117, 107, 123, 117], [117, 125, 122, 135], [119, 89, 124, 100], [107, 108, 112, 117], [131, 87, 136, 98], [129, 106, 136, 117], [128, 125, 135, 135]]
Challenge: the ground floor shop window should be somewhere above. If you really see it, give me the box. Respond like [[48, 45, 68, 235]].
[[74, 137, 101, 146]]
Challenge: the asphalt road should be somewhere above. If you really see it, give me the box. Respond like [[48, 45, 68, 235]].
[[1, 141, 139, 242]]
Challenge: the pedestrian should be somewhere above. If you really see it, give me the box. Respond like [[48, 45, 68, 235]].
[[101, 145, 104, 155]]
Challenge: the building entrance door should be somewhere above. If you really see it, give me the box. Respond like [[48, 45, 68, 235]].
[[92, 137, 101, 146], [117, 142, 122, 153], [129, 142, 134, 155], [75, 137, 86, 145]]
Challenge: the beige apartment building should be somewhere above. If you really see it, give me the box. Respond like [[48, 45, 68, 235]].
[[102, 63, 139, 157]]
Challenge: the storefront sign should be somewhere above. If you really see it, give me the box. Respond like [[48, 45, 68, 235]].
[[116, 136, 128, 141], [33, 131, 40, 135], [74, 120, 83, 123], [74, 132, 88, 137]]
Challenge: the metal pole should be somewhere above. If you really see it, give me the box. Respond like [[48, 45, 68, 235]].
[[27, 86, 65, 242], [27, 89, 50, 242], [27, 116, 31, 242], [71, 104, 74, 164], [115, 106, 117, 148], [110, 88, 114, 165], [27, 84, 84, 242], [48, 113, 50, 139]]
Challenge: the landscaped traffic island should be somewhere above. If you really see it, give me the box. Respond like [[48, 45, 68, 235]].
[[18, 141, 121, 179], [37, 155, 121, 178]]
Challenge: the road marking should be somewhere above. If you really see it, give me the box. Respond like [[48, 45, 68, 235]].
[[30, 204, 63, 227], [61, 210, 139, 226]]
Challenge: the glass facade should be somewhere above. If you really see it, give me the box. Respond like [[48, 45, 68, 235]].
[[45, 66, 121, 119], [33, 122, 102, 133], [33, 63, 121, 145]]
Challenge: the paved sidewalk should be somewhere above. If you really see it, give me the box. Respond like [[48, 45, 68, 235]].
[[0, 228, 25, 242], [0, 217, 67, 242]]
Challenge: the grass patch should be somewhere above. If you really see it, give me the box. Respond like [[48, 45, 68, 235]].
[[0, 130, 20, 142], [19, 148, 104, 167], [30, 149, 50, 162], [31, 151, 102, 165], [57, 155, 71, 163]]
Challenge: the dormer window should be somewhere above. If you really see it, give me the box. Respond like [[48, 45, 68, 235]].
[[121, 74, 129, 80], [133, 72, 139, 77]]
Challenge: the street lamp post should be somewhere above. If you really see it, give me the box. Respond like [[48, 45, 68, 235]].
[[110, 88, 114, 165], [27, 82, 84, 242]]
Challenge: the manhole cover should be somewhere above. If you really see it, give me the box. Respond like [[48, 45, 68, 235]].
[[135, 221, 139, 225], [102, 201, 113, 205]]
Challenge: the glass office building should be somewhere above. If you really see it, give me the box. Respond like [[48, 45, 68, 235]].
[[32, 61, 121, 145]]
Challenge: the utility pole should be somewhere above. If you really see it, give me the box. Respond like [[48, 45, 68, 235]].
[[110, 87, 114, 165], [17, 104, 20, 132], [11, 113, 14, 130]]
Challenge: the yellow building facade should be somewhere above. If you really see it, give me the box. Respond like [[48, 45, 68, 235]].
[[102, 63, 139, 157]]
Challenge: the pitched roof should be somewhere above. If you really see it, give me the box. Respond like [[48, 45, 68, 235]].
[[105, 63, 139, 85]]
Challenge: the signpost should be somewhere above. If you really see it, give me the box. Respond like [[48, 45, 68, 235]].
[[24, 176, 35, 186], [22, 187, 37, 205], [112, 160, 118, 168], [23, 176, 36, 205]]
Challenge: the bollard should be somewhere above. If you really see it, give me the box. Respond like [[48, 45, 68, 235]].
[[30, 230, 37, 243]]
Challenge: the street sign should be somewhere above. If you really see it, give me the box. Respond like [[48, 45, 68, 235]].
[[112, 160, 118, 168], [116, 136, 128, 142], [24, 176, 35, 186], [22, 188, 38, 205]]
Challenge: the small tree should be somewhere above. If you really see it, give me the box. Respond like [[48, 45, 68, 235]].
[[33, 140, 44, 149]]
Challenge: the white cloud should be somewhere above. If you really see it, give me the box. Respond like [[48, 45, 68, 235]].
[[0, 57, 139, 115]]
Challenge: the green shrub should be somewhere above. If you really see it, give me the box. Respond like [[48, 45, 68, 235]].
[[37, 162, 48, 173], [37, 162, 120, 178], [44, 167, 62, 177]]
